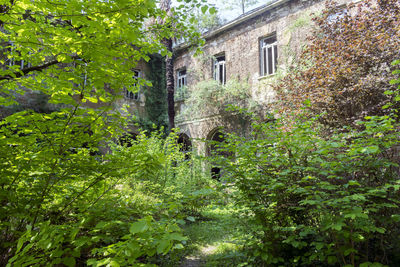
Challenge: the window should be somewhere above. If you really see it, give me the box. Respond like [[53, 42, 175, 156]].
[[4, 42, 31, 69], [177, 69, 186, 89], [213, 54, 226, 84], [260, 34, 277, 76], [124, 70, 140, 100], [175, 68, 187, 100]]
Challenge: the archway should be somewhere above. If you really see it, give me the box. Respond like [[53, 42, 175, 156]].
[[207, 128, 228, 180], [177, 133, 192, 160]]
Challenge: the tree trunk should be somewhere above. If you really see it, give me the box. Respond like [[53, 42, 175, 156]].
[[160, 0, 175, 131], [164, 38, 175, 130]]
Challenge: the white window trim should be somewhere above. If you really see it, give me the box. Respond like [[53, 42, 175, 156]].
[[260, 35, 278, 76], [5, 42, 30, 69], [177, 69, 187, 89], [213, 55, 226, 84]]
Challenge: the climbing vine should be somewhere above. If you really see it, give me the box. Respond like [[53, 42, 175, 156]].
[[137, 54, 168, 133]]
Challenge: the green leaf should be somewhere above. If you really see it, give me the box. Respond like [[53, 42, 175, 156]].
[[209, 7, 216, 15], [391, 59, 400, 65], [186, 216, 195, 222], [63, 257, 76, 267], [157, 240, 170, 254], [173, 243, 184, 249], [16, 238, 24, 253], [129, 221, 148, 234], [109, 260, 120, 267], [168, 233, 187, 241]]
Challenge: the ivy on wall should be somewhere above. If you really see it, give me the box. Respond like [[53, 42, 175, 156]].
[[137, 54, 168, 133]]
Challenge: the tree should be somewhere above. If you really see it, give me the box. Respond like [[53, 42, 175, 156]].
[[160, 0, 176, 131], [193, 6, 226, 33], [274, 0, 400, 128], [0, 0, 208, 264], [225, 0, 260, 15]]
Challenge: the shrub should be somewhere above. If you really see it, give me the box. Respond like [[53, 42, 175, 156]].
[[220, 96, 400, 265], [275, 0, 400, 128], [1, 125, 215, 266]]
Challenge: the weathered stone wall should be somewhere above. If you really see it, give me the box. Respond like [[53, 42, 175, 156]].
[[173, 0, 353, 151]]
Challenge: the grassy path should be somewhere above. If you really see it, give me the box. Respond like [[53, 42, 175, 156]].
[[179, 204, 247, 267]]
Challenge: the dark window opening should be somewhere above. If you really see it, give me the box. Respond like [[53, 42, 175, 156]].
[[177, 133, 192, 160], [207, 129, 231, 180]]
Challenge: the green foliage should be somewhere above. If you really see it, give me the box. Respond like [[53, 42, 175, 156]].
[[139, 54, 168, 133], [178, 79, 258, 121], [0, 0, 212, 265], [190, 6, 226, 33], [219, 99, 400, 265], [88, 216, 187, 267], [275, 0, 400, 128], [3, 128, 216, 266]]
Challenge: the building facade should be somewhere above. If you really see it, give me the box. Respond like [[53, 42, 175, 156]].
[[172, 0, 353, 154]]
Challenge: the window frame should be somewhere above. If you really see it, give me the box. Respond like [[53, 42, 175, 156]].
[[213, 54, 226, 85], [260, 34, 278, 77], [124, 69, 141, 101], [4, 41, 31, 69], [177, 68, 187, 89]]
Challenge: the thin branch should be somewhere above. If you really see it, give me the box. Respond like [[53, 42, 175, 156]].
[[0, 55, 79, 81], [0, 59, 58, 81], [60, 173, 105, 213], [8, 5, 136, 18]]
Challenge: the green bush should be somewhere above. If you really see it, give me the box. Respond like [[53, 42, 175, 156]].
[[219, 64, 400, 267], [221, 113, 400, 266], [0, 119, 214, 266]]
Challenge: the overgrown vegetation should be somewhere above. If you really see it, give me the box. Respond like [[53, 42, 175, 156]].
[[2, 0, 400, 266], [139, 54, 168, 132], [275, 0, 400, 128], [219, 100, 400, 265], [178, 79, 259, 121], [2, 129, 217, 266], [211, 0, 400, 263], [0, 0, 214, 265]]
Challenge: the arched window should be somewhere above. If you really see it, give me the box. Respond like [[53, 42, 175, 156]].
[[177, 133, 192, 160], [207, 128, 229, 179]]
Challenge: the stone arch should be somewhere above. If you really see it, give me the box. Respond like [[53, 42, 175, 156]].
[[177, 133, 192, 159], [206, 127, 227, 179], [206, 127, 226, 156]]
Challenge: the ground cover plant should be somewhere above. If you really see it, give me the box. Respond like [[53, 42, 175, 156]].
[[1, 126, 217, 266]]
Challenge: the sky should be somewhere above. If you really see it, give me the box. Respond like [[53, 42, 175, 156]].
[[206, 0, 266, 22], [172, 0, 266, 23]]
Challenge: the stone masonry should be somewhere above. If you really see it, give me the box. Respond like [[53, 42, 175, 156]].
[[173, 0, 354, 154]]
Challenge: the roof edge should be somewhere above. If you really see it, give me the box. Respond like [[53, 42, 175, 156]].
[[173, 0, 292, 51], [204, 0, 292, 40]]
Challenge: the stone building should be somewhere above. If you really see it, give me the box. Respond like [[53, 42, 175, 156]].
[[172, 0, 354, 154]]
